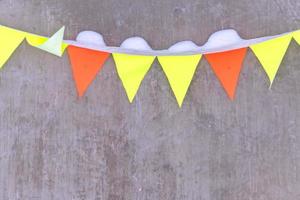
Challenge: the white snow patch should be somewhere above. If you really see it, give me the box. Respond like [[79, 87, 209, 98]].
[[66, 28, 288, 55], [201, 29, 243, 49], [76, 31, 106, 46], [168, 41, 199, 52], [120, 37, 152, 51]]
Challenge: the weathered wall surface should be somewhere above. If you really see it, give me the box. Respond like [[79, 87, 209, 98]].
[[0, 0, 300, 200]]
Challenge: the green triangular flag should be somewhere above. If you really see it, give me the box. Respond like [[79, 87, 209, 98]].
[[26, 26, 67, 56]]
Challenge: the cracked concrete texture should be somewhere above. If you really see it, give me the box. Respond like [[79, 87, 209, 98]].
[[0, 0, 300, 200]]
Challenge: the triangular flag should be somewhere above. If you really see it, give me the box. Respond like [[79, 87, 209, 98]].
[[205, 48, 247, 100], [250, 34, 292, 86], [67, 45, 110, 97], [157, 55, 202, 107], [0, 26, 25, 69], [26, 26, 67, 56], [112, 53, 155, 103], [292, 30, 300, 45]]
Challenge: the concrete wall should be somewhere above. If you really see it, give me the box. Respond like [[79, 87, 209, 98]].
[[0, 0, 300, 199]]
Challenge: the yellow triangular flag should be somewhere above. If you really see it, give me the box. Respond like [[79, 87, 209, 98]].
[[158, 55, 202, 107], [292, 30, 300, 45], [112, 53, 155, 102], [250, 34, 292, 87], [0, 26, 26, 69], [26, 26, 67, 56]]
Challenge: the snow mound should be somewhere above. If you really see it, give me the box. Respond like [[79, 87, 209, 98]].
[[76, 31, 106, 46], [202, 29, 243, 49], [120, 37, 152, 51], [168, 41, 199, 52]]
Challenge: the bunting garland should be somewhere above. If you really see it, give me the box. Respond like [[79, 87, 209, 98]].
[[0, 24, 299, 107]]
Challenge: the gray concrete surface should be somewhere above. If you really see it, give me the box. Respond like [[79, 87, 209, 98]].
[[0, 0, 300, 199]]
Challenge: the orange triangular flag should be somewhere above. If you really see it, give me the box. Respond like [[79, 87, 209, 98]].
[[67, 45, 110, 97], [204, 48, 247, 100]]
